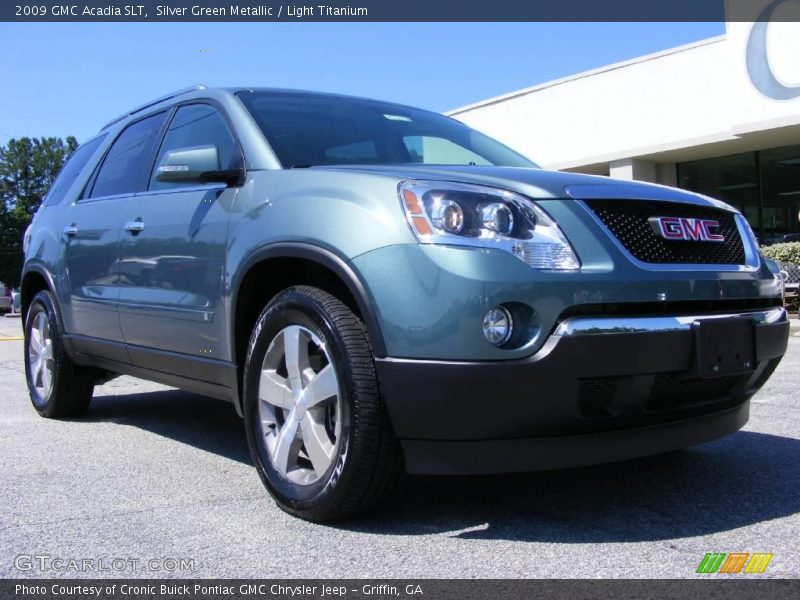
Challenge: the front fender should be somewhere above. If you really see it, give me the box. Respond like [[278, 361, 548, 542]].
[[225, 169, 418, 360]]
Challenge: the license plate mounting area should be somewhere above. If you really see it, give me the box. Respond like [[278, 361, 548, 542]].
[[692, 317, 755, 379]]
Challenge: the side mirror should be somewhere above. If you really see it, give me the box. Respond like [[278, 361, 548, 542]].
[[155, 145, 242, 185]]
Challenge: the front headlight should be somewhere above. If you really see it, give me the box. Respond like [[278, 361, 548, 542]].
[[399, 180, 580, 270]]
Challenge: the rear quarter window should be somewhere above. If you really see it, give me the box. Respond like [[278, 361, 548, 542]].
[[44, 134, 106, 206]]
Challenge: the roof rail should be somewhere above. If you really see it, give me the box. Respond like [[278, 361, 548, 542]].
[[100, 84, 208, 130]]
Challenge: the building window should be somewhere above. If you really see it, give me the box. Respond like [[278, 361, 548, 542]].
[[761, 145, 800, 244], [677, 144, 800, 245]]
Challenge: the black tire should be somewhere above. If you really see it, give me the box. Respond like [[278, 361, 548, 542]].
[[243, 285, 403, 521], [24, 290, 94, 418]]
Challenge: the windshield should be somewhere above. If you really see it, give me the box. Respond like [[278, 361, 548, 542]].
[[237, 91, 536, 169]]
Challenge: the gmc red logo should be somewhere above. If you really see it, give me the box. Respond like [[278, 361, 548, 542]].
[[648, 217, 725, 242]]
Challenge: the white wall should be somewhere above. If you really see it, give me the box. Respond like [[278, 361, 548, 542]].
[[450, 38, 733, 171], [450, 2, 800, 176]]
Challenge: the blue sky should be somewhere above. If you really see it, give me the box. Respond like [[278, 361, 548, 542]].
[[0, 22, 724, 144]]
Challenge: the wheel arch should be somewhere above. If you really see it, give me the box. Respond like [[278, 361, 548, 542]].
[[20, 265, 57, 323], [230, 242, 386, 413]]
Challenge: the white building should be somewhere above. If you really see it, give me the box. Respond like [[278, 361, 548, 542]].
[[449, 0, 800, 244]]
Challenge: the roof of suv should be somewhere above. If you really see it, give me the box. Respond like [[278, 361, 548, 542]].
[[101, 84, 209, 130], [101, 84, 434, 131]]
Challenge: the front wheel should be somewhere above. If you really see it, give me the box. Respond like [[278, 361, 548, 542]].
[[243, 286, 403, 521]]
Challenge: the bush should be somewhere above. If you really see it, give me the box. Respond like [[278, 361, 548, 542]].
[[761, 242, 800, 265]]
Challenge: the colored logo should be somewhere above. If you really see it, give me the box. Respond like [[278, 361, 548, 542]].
[[649, 217, 725, 242], [696, 552, 773, 574]]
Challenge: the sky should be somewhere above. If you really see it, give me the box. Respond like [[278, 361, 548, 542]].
[[0, 22, 725, 144]]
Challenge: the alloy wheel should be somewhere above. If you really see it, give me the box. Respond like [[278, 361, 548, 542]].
[[28, 311, 54, 400], [257, 325, 342, 485]]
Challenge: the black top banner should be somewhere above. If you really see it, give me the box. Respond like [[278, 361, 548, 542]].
[[2, 0, 793, 23]]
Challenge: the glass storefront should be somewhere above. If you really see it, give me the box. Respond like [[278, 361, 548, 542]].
[[677, 143, 800, 245]]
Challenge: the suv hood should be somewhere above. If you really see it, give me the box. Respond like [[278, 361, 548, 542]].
[[316, 164, 735, 211]]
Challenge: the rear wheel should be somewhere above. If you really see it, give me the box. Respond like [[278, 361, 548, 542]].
[[243, 286, 403, 521], [24, 290, 94, 418]]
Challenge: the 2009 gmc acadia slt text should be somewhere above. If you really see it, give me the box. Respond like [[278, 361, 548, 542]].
[[21, 85, 789, 520]]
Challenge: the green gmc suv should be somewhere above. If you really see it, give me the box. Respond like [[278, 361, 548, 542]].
[[21, 86, 789, 521]]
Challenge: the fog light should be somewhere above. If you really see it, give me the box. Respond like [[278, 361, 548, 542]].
[[482, 306, 513, 346]]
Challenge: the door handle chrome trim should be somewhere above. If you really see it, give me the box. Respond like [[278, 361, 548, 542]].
[[124, 220, 145, 233], [64, 225, 78, 237]]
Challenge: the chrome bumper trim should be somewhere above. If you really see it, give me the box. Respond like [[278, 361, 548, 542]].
[[553, 307, 787, 336]]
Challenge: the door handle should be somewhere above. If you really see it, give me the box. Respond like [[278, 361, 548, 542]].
[[64, 224, 78, 237], [124, 219, 145, 234]]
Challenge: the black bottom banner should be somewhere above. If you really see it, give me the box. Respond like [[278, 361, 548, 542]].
[[4, 580, 800, 600]]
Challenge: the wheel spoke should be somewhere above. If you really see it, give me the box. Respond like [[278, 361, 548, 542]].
[[41, 360, 52, 394], [259, 370, 295, 409], [301, 412, 335, 475], [42, 340, 53, 361], [32, 357, 43, 388], [36, 313, 47, 340], [304, 364, 338, 408], [29, 328, 42, 354], [283, 326, 309, 385], [272, 411, 302, 474]]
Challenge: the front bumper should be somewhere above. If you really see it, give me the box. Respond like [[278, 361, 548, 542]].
[[352, 242, 784, 362], [376, 308, 789, 475]]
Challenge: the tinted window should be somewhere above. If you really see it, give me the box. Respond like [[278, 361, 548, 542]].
[[149, 104, 236, 190], [324, 140, 378, 164], [761, 144, 800, 244], [237, 92, 535, 168], [678, 152, 759, 237], [90, 112, 166, 198], [45, 134, 106, 206]]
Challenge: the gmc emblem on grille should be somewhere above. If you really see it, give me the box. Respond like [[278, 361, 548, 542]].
[[648, 216, 725, 242]]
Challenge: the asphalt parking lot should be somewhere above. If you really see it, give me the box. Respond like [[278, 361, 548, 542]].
[[1, 315, 798, 579]]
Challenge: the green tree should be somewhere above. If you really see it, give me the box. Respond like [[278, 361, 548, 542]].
[[0, 136, 78, 287]]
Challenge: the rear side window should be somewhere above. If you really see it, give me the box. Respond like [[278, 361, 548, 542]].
[[149, 104, 236, 190], [44, 134, 106, 206], [90, 112, 167, 198]]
